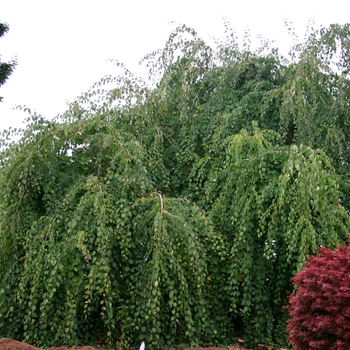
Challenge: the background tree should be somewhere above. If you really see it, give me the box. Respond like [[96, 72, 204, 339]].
[[0, 22, 16, 102], [0, 22, 350, 349]]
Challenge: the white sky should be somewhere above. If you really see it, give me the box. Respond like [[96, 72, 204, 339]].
[[0, 0, 349, 133]]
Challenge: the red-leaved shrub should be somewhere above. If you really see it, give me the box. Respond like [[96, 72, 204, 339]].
[[285, 244, 350, 350]]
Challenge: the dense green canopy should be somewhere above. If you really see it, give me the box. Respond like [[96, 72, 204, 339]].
[[0, 22, 350, 349]]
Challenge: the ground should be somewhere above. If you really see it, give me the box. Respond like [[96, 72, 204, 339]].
[[0, 339, 96, 350], [0, 339, 256, 350]]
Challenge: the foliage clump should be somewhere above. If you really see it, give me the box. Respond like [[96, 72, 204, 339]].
[[0, 22, 17, 102], [286, 242, 350, 349], [0, 21, 350, 349]]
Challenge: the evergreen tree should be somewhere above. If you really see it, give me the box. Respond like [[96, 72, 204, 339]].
[[0, 22, 16, 102]]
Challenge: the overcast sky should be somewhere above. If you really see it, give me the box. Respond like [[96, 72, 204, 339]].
[[0, 0, 349, 133]]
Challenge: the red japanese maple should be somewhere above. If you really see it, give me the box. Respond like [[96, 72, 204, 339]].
[[285, 243, 350, 349]]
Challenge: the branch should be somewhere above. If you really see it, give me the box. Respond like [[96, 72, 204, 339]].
[[153, 192, 164, 212]]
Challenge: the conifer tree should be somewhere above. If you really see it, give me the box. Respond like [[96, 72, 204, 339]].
[[0, 22, 16, 102]]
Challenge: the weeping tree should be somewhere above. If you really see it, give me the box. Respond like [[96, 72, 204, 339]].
[[0, 113, 223, 348], [202, 126, 349, 346], [1, 22, 350, 349]]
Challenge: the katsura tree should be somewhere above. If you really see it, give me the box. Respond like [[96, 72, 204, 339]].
[[199, 125, 349, 347], [1, 21, 350, 349], [0, 111, 224, 348]]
